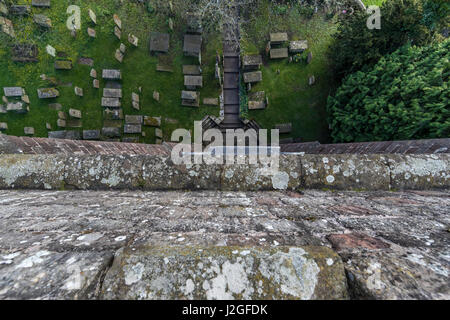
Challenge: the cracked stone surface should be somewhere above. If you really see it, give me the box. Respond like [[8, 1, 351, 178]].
[[0, 190, 448, 299]]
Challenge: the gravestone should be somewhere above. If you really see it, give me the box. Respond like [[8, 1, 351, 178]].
[[104, 108, 123, 120], [54, 60, 72, 70], [103, 88, 122, 98], [153, 91, 160, 102], [125, 115, 143, 124], [243, 71, 262, 83], [93, 79, 100, 89], [307, 52, 313, 64], [37, 88, 59, 99], [183, 34, 202, 57], [69, 108, 82, 119], [74, 87, 83, 96], [102, 127, 121, 138], [156, 55, 173, 73], [1, 17, 15, 38], [101, 97, 121, 108], [3, 87, 24, 97], [120, 43, 126, 54], [124, 124, 141, 134], [309, 75, 315, 86], [46, 45, 56, 57], [275, 123, 292, 134], [10, 5, 30, 16], [78, 57, 94, 66], [90, 69, 97, 78], [128, 34, 138, 47], [184, 75, 203, 90], [102, 69, 121, 80], [270, 48, 289, 59], [181, 90, 199, 107], [248, 91, 266, 110], [243, 55, 262, 70], [113, 14, 122, 29], [87, 28, 96, 38], [46, 123, 52, 130], [149, 32, 170, 53], [58, 111, 66, 120], [289, 40, 308, 53], [0, 122, 8, 131], [183, 65, 201, 75], [12, 44, 38, 62], [66, 119, 82, 128], [89, 9, 96, 24], [203, 98, 218, 106], [143, 116, 161, 127], [32, 0, 51, 8], [6, 102, 27, 113], [83, 130, 100, 140], [48, 130, 81, 140], [33, 14, 52, 28], [24, 127, 35, 135], [48, 103, 62, 110], [155, 128, 163, 139], [114, 26, 121, 40], [115, 49, 124, 63], [270, 33, 288, 45], [21, 95, 30, 104]]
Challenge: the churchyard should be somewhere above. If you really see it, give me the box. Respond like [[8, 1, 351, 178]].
[[0, 0, 385, 144]]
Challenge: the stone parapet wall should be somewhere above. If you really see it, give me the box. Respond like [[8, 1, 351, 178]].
[[0, 153, 448, 191]]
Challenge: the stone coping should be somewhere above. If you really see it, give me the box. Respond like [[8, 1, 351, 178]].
[[0, 154, 448, 191]]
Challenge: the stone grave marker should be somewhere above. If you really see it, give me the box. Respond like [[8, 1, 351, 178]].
[[10, 5, 30, 16], [143, 116, 161, 127], [6, 101, 27, 113], [90, 69, 97, 78], [184, 75, 203, 90], [155, 128, 163, 139], [124, 124, 141, 134], [203, 98, 218, 106], [24, 127, 35, 135], [183, 65, 201, 75], [58, 111, 66, 120], [1, 17, 16, 38], [149, 32, 170, 54], [0, 122, 7, 131], [3, 87, 24, 97], [270, 33, 288, 45], [275, 123, 292, 134], [33, 14, 52, 28], [113, 14, 122, 29], [248, 91, 266, 110], [125, 115, 143, 125], [115, 49, 124, 63], [101, 97, 121, 108], [74, 87, 83, 96], [46, 45, 56, 57], [102, 69, 121, 80], [289, 40, 308, 54], [103, 88, 122, 98], [87, 27, 96, 38], [21, 95, 30, 104], [0, 2, 8, 15], [243, 71, 262, 83], [128, 34, 138, 47], [12, 44, 38, 62], [102, 127, 121, 138], [66, 119, 82, 128], [270, 48, 289, 59], [309, 75, 315, 86], [93, 79, 100, 89], [78, 57, 94, 66], [37, 88, 59, 99], [181, 90, 199, 107], [83, 130, 100, 140], [89, 9, 97, 24], [54, 60, 72, 70], [153, 91, 160, 102], [32, 0, 51, 8], [69, 108, 82, 119], [114, 26, 121, 40], [307, 52, 313, 64], [46, 123, 52, 130], [243, 55, 262, 70], [104, 108, 123, 120], [183, 34, 202, 58], [120, 43, 126, 54]]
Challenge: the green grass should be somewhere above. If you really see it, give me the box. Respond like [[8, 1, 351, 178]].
[[0, 0, 221, 143], [241, 2, 337, 143], [363, 0, 386, 6]]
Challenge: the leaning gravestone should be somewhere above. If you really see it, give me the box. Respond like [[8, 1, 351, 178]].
[[0, 122, 7, 131], [74, 87, 83, 96], [113, 14, 122, 29], [89, 9, 96, 24], [37, 88, 59, 99], [87, 28, 96, 38], [24, 127, 35, 135], [128, 34, 138, 47], [33, 14, 52, 28]]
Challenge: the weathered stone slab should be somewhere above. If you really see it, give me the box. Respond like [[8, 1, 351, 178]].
[[24, 127, 35, 135], [248, 91, 266, 110], [87, 27, 96, 38], [74, 87, 83, 97], [243, 71, 262, 83], [104, 108, 123, 121], [124, 124, 141, 134], [9, 5, 30, 16], [270, 32, 288, 44], [113, 14, 121, 29], [184, 75, 203, 89], [275, 123, 292, 134], [143, 116, 161, 127], [270, 48, 289, 59], [243, 55, 262, 70], [181, 91, 199, 107], [183, 65, 201, 75], [102, 69, 121, 80], [3, 87, 24, 97], [69, 108, 82, 119], [33, 14, 51, 28], [125, 115, 143, 125], [149, 32, 169, 53], [183, 34, 202, 57], [32, 0, 51, 8], [12, 44, 38, 62], [78, 57, 94, 66], [203, 98, 218, 106], [88, 9, 96, 24], [101, 97, 121, 108], [83, 130, 100, 140], [6, 101, 27, 113], [0, 122, 8, 130], [289, 40, 308, 53], [56, 119, 66, 128], [155, 128, 163, 139], [54, 60, 72, 70], [103, 88, 122, 98], [100, 246, 347, 300], [122, 137, 139, 143], [37, 88, 59, 99], [102, 127, 120, 138]]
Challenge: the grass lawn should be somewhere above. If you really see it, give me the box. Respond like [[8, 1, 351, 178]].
[[0, 0, 221, 143], [362, 0, 386, 6], [241, 1, 338, 143]]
